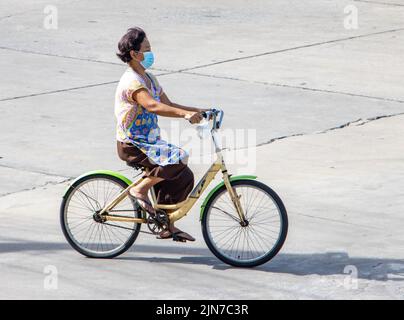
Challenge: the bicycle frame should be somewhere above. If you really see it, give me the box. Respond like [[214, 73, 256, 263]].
[[99, 110, 247, 224]]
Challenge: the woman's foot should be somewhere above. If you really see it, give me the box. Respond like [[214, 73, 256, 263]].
[[157, 226, 195, 242], [128, 189, 156, 215]]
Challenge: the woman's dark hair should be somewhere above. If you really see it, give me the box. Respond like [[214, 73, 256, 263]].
[[116, 27, 146, 63]]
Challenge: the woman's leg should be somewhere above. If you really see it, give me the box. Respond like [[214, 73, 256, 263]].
[[128, 176, 163, 214], [130, 175, 195, 241], [154, 165, 195, 241], [117, 141, 195, 240], [129, 176, 163, 198], [153, 165, 194, 204], [132, 172, 195, 241]]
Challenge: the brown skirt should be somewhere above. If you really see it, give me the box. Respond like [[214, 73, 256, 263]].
[[116, 141, 194, 205]]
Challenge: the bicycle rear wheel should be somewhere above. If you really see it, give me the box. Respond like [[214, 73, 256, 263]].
[[201, 179, 288, 267], [60, 174, 142, 258]]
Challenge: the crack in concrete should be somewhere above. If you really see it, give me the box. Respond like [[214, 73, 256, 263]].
[[359, 113, 404, 124], [0, 46, 124, 66], [231, 111, 404, 151], [256, 82, 404, 104], [1, 24, 403, 186], [0, 46, 176, 73], [295, 212, 382, 231], [174, 27, 404, 72], [1, 112, 403, 197], [0, 163, 73, 179], [179, 71, 404, 104], [354, 0, 404, 7], [0, 71, 177, 102], [0, 14, 14, 20], [255, 133, 305, 148], [0, 8, 40, 21], [316, 112, 404, 134], [1, 26, 403, 102], [0, 80, 119, 102], [0, 26, 402, 101], [0, 177, 72, 198], [2, 67, 403, 104]]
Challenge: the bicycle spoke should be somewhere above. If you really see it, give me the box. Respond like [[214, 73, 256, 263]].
[[211, 206, 240, 223], [64, 177, 140, 255], [206, 184, 284, 264]]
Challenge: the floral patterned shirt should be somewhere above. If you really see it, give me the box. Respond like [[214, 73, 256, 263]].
[[114, 68, 188, 166]]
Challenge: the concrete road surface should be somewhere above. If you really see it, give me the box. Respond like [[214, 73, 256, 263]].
[[1, 0, 404, 299]]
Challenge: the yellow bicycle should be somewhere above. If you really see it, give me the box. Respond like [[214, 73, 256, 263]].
[[60, 109, 288, 267]]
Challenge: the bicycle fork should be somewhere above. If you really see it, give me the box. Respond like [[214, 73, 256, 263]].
[[221, 162, 248, 225]]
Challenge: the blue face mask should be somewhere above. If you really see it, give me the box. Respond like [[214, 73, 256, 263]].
[[140, 51, 154, 69]]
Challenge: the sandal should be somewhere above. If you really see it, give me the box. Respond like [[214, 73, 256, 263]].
[[173, 231, 195, 242], [156, 229, 195, 242], [156, 230, 173, 240]]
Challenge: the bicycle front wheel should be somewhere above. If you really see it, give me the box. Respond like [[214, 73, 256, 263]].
[[60, 174, 142, 258], [201, 179, 288, 268]]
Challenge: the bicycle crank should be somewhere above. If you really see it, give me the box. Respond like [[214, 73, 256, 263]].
[[147, 209, 169, 235]]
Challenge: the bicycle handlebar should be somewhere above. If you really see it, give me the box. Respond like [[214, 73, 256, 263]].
[[201, 108, 224, 130]]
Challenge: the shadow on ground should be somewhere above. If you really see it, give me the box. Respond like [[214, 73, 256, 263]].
[[1, 240, 403, 281]]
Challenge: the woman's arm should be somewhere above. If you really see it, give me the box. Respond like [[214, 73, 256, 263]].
[[132, 89, 203, 124], [160, 92, 209, 113]]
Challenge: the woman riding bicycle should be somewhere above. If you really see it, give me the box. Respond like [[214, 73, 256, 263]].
[[115, 27, 207, 242]]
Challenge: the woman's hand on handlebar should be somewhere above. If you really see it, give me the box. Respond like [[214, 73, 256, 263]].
[[184, 108, 216, 124], [184, 111, 204, 124]]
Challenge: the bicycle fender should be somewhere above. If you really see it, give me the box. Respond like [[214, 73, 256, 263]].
[[62, 170, 133, 198], [199, 175, 257, 221]]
